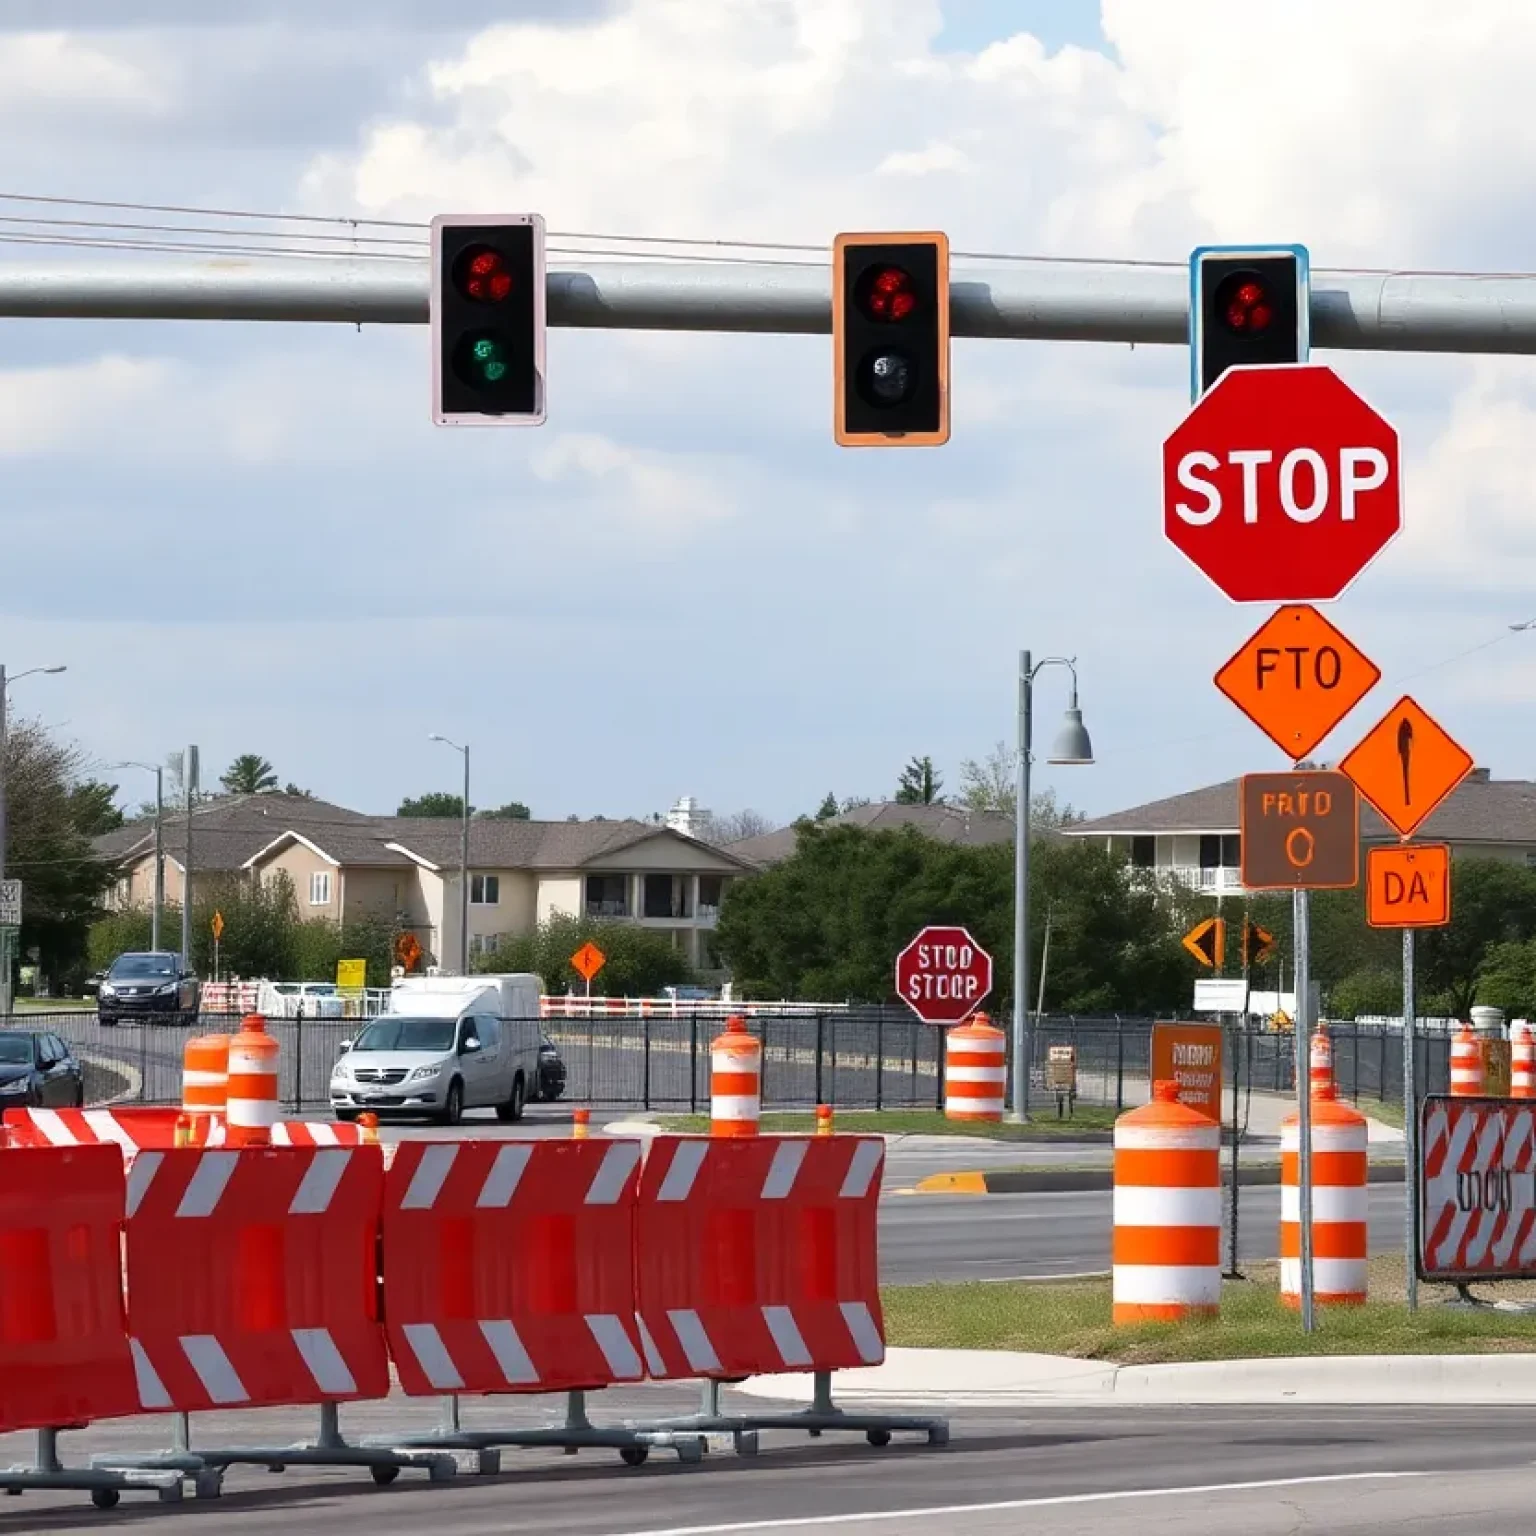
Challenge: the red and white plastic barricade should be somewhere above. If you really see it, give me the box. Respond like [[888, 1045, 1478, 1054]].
[[635, 1135, 886, 1380], [0, 1144, 141, 1433], [4, 1107, 366, 1154], [1420, 1097, 1536, 1281], [123, 1145, 389, 1412], [381, 1138, 646, 1396]]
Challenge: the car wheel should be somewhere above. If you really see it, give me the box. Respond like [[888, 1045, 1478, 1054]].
[[335, 1109, 358, 1124], [496, 1074, 526, 1123], [72, 1082, 85, 1108], [438, 1078, 464, 1127], [98, 1014, 117, 1029]]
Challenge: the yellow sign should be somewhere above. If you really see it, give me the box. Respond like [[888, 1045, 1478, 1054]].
[[336, 958, 367, 992], [211, 910, 224, 941]]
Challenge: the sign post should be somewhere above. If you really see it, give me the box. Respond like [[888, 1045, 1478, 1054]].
[[211, 909, 224, 982]]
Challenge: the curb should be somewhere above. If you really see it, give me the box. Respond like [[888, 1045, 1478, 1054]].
[[913, 1162, 1408, 1195]]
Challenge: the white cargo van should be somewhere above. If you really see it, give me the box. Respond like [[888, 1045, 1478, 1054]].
[[330, 972, 543, 1125]]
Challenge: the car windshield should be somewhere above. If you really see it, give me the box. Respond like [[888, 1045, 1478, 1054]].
[[0, 1035, 32, 1064], [351, 1017, 455, 1053], [110, 954, 176, 979]]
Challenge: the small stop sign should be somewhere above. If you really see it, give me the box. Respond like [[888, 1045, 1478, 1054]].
[[1162, 363, 1401, 603], [894, 925, 994, 1025]]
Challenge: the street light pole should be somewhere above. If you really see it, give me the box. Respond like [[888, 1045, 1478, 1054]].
[[429, 734, 471, 975], [112, 762, 165, 951], [1011, 652, 1094, 1122], [0, 663, 67, 1014]]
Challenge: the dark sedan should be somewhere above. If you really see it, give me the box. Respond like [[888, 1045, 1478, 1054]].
[[0, 1030, 84, 1109], [97, 951, 201, 1027], [535, 1033, 566, 1102]]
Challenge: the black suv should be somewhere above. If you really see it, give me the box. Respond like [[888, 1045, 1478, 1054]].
[[97, 951, 201, 1027], [0, 1030, 84, 1108]]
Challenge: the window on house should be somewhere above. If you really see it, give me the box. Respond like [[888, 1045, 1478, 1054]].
[[1221, 834, 1241, 867], [644, 873, 683, 918], [469, 934, 506, 956], [470, 874, 500, 905], [1130, 836, 1155, 868], [585, 874, 628, 917], [1198, 835, 1223, 870], [309, 871, 332, 906]]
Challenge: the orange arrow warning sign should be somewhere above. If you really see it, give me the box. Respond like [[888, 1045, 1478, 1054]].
[[1366, 843, 1451, 928], [1338, 696, 1474, 840], [1181, 916, 1224, 969], [1213, 604, 1380, 761], [571, 941, 607, 982]]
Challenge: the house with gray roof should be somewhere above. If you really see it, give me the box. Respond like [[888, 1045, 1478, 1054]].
[[1065, 767, 1536, 893], [97, 793, 753, 973], [727, 801, 1029, 867]]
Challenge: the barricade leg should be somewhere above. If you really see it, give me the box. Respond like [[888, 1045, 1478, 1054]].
[[92, 1403, 458, 1494], [643, 1371, 949, 1453], [365, 1389, 706, 1468], [1, 1425, 183, 1508]]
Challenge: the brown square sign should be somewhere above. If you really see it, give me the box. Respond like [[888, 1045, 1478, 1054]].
[[1240, 770, 1360, 890]]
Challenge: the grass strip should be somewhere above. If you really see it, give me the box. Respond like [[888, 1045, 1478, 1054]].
[[882, 1257, 1536, 1362], [649, 1107, 1119, 1139]]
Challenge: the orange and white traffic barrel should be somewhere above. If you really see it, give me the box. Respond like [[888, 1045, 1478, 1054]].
[[1280, 1082, 1368, 1307], [710, 1016, 761, 1137], [225, 1013, 280, 1146], [1309, 1025, 1333, 1097], [182, 1032, 229, 1126], [1513, 1021, 1536, 1100], [943, 1014, 1007, 1123], [1450, 1024, 1483, 1097], [1112, 1080, 1222, 1324]]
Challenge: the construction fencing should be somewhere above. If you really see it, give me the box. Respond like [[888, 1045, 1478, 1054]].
[[2, 1007, 1448, 1114]]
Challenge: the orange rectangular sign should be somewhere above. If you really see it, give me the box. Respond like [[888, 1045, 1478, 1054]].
[[1214, 604, 1380, 761], [1366, 843, 1451, 928], [1151, 1022, 1224, 1122]]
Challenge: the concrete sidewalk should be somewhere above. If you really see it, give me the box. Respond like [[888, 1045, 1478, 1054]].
[[737, 1346, 1536, 1406]]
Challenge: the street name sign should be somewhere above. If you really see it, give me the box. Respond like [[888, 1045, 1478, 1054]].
[[1162, 363, 1402, 603], [1366, 844, 1451, 928], [895, 924, 993, 1025], [1214, 604, 1380, 760], [1338, 695, 1474, 840], [1239, 770, 1359, 890]]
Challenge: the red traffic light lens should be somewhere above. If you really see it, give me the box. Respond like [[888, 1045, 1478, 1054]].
[[453, 244, 514, 304], [856, 264, 919, 323], [1215, 271, 1274, 335]]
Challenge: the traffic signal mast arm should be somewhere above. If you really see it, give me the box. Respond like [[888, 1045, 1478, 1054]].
[[8, 256, 1536, 355]]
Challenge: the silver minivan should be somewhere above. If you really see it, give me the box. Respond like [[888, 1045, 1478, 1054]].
[[330, 974, 542, 1125]]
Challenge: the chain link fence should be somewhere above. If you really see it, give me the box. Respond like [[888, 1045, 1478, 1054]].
[[0, 1006, 1449, 1116]]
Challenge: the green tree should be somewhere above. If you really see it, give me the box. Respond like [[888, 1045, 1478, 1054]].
[[283, 782, 315, 799], [474, 914, 693, 996], [69, 779, 124, 835], [894, 756, 944, 805], [220, 754, 279, 795], [397, 792, 468, 817], [5, 720, 119, 987], [1419, 860, 1536, 1016], [478, 801, 531, 821], [815, 793, 840, 821], [1328, 967, 1405, 1020]]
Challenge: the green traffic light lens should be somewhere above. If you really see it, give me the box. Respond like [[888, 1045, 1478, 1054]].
[[452, 330, 517, 393]]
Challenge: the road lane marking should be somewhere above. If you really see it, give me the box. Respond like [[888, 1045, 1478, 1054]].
[[594, 1470, 1422, 1536]]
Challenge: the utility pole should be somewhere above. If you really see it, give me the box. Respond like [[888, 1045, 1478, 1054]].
[[180, 746, 198, 970], [429, 734, 472, 974]]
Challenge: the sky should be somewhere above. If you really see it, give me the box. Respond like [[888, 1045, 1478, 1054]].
[[2, 0, 1535, 832]]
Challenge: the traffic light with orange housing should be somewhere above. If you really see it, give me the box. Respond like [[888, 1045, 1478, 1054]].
[[833, 232, 950, 446], [1189, 243, 1309, 400], [430, 213, 546, 426]]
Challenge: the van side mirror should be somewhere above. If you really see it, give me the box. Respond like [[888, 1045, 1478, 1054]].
[[461, 1035, 481, 1055], [338, 1039, 352, 1054]]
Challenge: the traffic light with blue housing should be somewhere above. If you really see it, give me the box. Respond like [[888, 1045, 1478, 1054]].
[[1189, 244, 1309, 400], [833, 232, 950, 446], [430, 213, 546, 426]]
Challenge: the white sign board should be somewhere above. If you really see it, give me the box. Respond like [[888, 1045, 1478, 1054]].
[[0, 880, 22, 926], [1193, 977, 1247, 1014]]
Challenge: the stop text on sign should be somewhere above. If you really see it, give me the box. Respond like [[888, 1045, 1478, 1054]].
[[894, 923, 995, 1025], [1172, 445, 1389, 527]]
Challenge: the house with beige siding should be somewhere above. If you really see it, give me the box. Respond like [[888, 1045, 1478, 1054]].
[[98, 793, 751, 974], [1066, 767, 1536, 890]]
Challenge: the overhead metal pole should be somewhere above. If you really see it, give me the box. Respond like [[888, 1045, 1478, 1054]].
[[1, 258, 1536, 354]]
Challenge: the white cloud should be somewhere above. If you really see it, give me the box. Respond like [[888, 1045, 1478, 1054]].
[[0, 31, 168, 117], [530, 430, 732, 536], [0, 355, 170, 457]]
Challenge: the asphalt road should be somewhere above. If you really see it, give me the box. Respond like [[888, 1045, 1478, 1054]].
[[1, 1400, 1531, 1535], [880, 1183, 1411, 1283]]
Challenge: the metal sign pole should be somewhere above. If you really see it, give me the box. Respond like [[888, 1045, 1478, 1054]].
[[1402, 927, 1419, 1312], [1293, 887, 1316, 1332]]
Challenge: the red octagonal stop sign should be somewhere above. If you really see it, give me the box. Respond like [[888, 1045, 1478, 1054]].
[[894, 924, 994, 1025], [1163, 363, 1401, 603]]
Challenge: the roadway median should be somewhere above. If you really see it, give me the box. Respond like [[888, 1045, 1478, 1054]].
[[911, 1160, 1407, 1195]]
